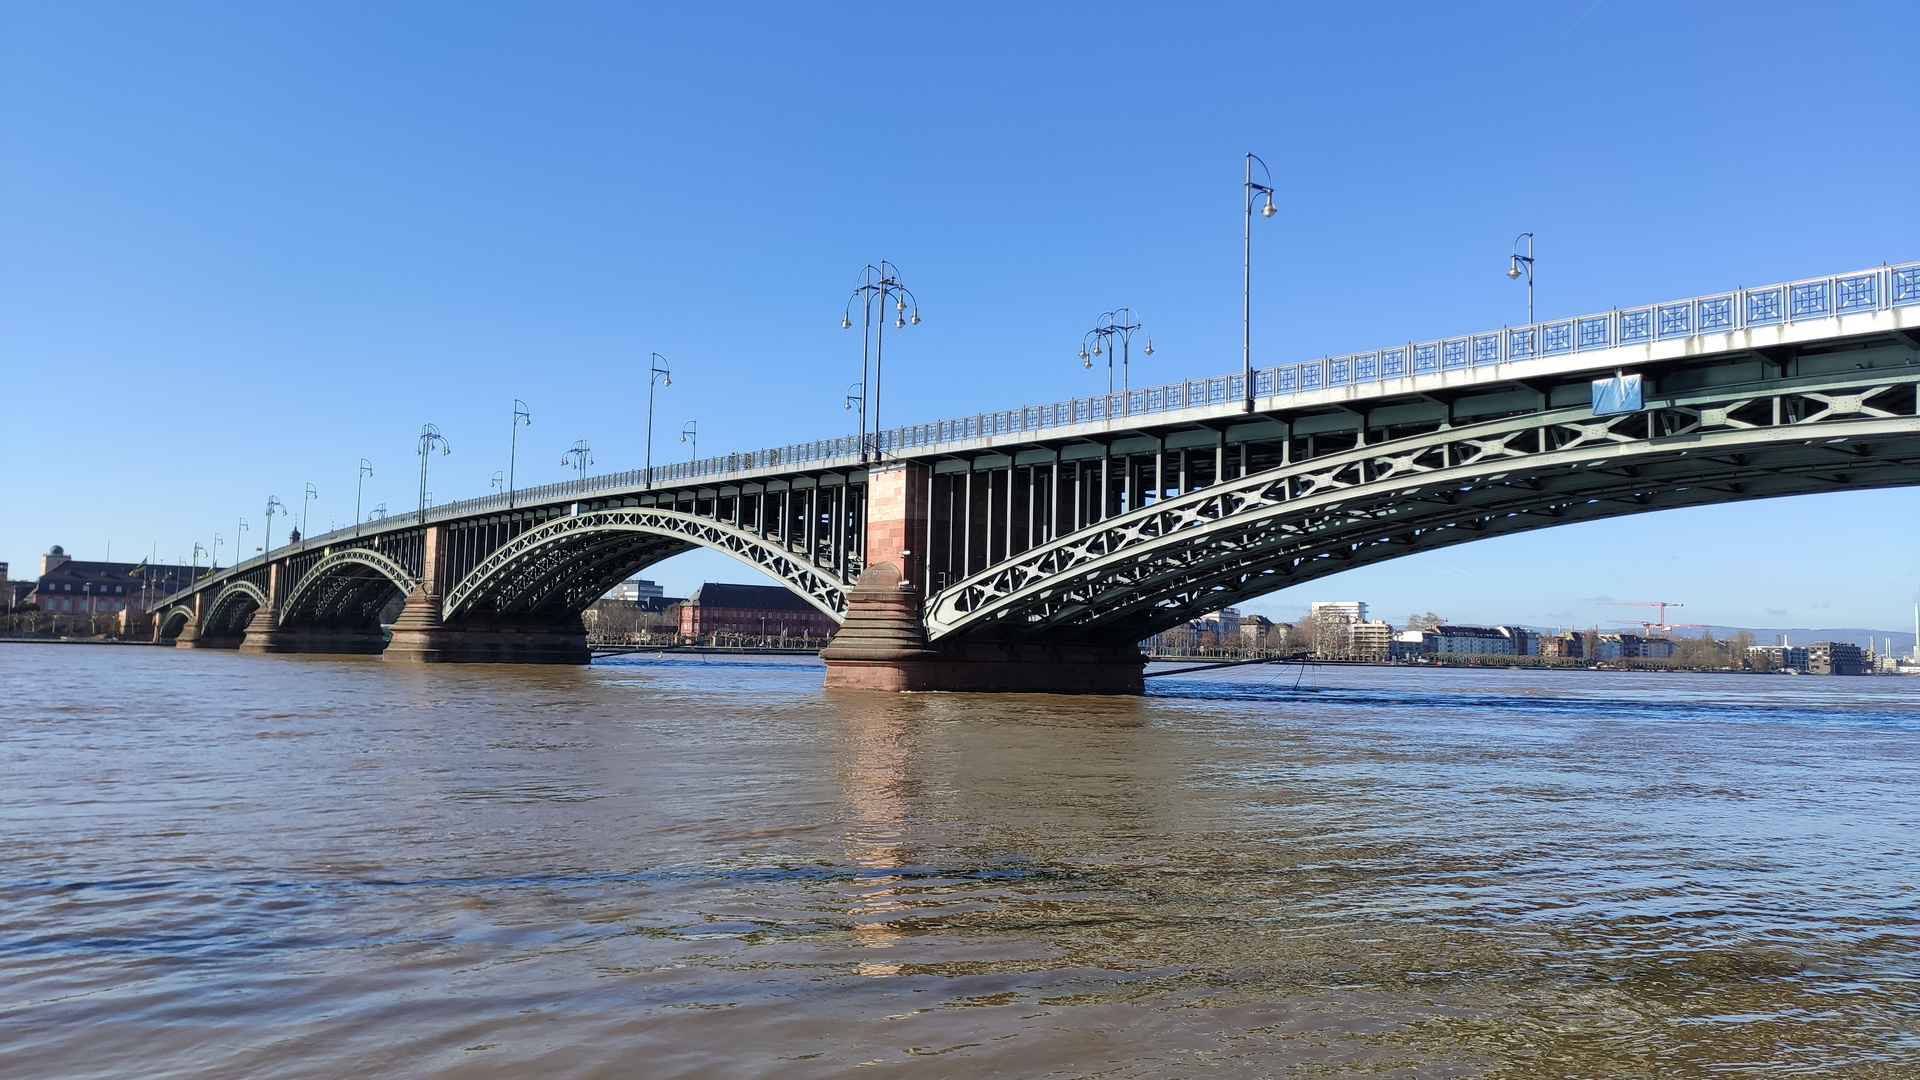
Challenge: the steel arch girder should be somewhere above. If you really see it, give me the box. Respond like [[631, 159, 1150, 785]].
[[280, 547, 420, 624], [925, 404, 1920, 644], [204, 579, 268, 634], [442, 508, 853, 621]]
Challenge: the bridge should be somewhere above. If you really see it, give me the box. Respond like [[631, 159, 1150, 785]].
[[154, 261, 1920, 691]]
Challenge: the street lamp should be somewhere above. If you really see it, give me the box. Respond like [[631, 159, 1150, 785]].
[[368, 503, 387, 521], [508, 399, 531, 507], [263, 496, 287, 555], [1243, 151, 1277, 413], [1507, 232, 1535, 324], [562, 439, 593, 493], [300, 483, 318, 543], [355, 459, 374, 537], [1080, 308, 1152, 395], [192, 542, 207, 582], [236, 517, 249, 559], [842, 261, 920, 463], [416, 424, 451, 520], [645, 353, 671, 488], [490, 470, 505, 495], [680, 421, 697, 461], [211, 532, 223, 570]]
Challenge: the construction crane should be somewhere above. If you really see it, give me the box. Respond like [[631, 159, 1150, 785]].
[[1601, 600, 1688, 634]]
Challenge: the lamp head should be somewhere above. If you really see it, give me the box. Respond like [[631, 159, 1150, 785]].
[[1507, 260, 1522, 279], [1084, 357, 1093, 369], [895, 298, 905, 311], [1093, 342, 1102, 356], [841, 315, 851, 329], [1144, 337, 1154, 357], [894, 316, 904, 328], [1079, 346, 1088, 360], [909, 312, 919, 325], [1261, 197, 1276, 218], [663, 375, 671, 387]]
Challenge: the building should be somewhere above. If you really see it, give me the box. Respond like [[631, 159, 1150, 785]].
[[1807, 641, 1865, 675], [1349, 619, 1394, 658], [1390, 628, 1436, 660], [1310, 601, 1367, 624], [605, 578, 665, 603], [1200, 608, 1242, 638], [1431, 625, 1518, 656], [1747, 644, 1809, 671], [677, 582, 839, 642], [1541, 633, 1584, 659], [1238, 615, 1277, 649], [27, 546, 209, 616]]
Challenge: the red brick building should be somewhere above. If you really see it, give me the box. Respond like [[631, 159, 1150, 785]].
[[677, 583, 838, 642]]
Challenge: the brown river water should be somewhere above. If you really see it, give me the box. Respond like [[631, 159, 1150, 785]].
[[1, 644, 1916, 1078]]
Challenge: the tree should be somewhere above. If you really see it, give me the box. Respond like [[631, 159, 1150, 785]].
[[1405, 611, 1446, 629]]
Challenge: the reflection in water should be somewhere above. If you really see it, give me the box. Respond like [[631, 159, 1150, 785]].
[[2, 646, 1917, 1078]]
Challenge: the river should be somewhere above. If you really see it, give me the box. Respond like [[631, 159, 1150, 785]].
[[2, 645, 1916, 1077]]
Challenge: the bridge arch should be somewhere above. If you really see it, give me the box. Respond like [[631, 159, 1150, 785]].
[[442, 507, 850, 622], [156, 604, 196, 639], [925, 382, 1920, 646], [280, 547, 419, 627], [203, 579, 268, 636]]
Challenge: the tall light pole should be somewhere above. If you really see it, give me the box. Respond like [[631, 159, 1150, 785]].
[[355, 459, 373, 537], [1507, 232, 1536, 324], [645, 353, 671, 488], [562, 440, 593, 493], [263, 496, 286, 555], [490, 470, 505, 496], [509, 399, 531, 507], [300, 483, 318, 542], [191, 542, 207, 581], [841, 262, 919, 462], [680, 421, 698, 461], [1244, 152, 1276, 413], [211, 532, 223, 570], [236, 518, 249, 559], [369, 503, 387, 521], [416, 424, 451, 520], [1080, 308, 1152, 395]]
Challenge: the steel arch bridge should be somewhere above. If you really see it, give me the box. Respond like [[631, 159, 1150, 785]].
[[149, 260, 1920, 686]]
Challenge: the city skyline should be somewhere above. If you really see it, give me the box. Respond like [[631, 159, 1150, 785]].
[[5, 2, 1919, 629]]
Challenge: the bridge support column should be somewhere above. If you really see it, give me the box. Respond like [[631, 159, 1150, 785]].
[[174, 592, 237, 649], [821, 560, 1144, 694], [239, 563, 294, 653], [384, 524, 587, 664]]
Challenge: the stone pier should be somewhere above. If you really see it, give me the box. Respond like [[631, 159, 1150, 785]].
[[820, 463, 1143, 694], [383, 523, 588, 664]]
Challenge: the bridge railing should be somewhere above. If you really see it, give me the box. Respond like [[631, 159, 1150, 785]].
[[171, 260, 1920, 604]]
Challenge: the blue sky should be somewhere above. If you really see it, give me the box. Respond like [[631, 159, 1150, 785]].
[[4, 1, 1918, 632]]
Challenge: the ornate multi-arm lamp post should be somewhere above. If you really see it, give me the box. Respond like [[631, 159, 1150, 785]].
[[236, 517, 249, 558], [355, 459, 373, 537], [1507, 232, 1536, 324], [841, 262, 920, 463], [211, 532, 223, 570], [508, 400, 531, 507], [562, 440, 593, 493], [1243, 152, 1277, 413], [1079, 308, 1152, 395], [645, 353, 671, 488], [416, 424, 451, 519]]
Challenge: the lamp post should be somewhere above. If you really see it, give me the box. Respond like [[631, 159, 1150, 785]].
[[236, 518, 249, 560], [192, 542, 207, 582], [211, 532, 223, 570], [490, 470, 505, 496], [300, 483, 318, 543], [369, 503, 387, 521], [1507, 232, 1535, 324], [645, 353, 671, 488], [680, 421, 697, 461], [562, 440, 593, 493], [1243, 152, 1277, 413], [1079, 308, 1152, 395], [263, 496, 286, 555], [416, 424, 451, 520], [509, 399, 531, 507], [841, 262, 920, 462], [355, 459, 373, 537]]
